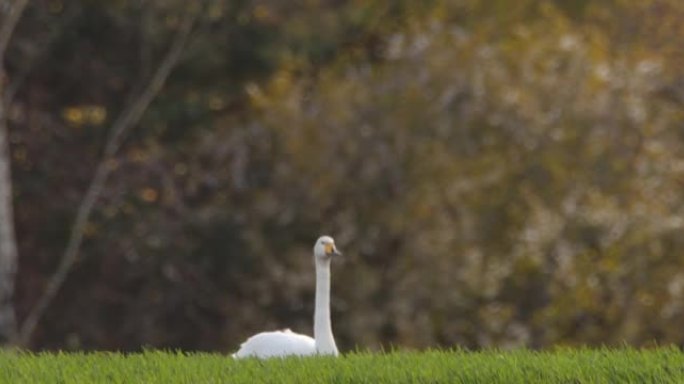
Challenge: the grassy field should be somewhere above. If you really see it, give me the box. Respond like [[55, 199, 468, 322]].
[[1, 347, 683, 383]]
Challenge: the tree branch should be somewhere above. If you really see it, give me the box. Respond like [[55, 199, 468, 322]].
[[16, 6, 200, 347]]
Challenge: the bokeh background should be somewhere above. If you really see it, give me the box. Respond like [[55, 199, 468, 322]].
[[1, 0, 684, 352]]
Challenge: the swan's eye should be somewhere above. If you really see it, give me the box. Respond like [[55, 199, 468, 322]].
[[324, 243, 333, 254]]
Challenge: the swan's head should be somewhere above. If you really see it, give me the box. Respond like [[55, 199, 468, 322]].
[[314, 235, 342, 260]]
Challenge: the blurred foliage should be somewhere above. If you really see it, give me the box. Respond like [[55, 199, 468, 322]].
[[5, 0, 684, 350]]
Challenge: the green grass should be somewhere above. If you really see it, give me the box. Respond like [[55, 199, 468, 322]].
[[1, 348, 683, 383]]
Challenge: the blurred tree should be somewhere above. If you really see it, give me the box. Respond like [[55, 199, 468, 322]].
[[3, 0, 446, 350], [14, 1, 201, 347], [208, 1, 684, 349], [3, 0, 684, 351]]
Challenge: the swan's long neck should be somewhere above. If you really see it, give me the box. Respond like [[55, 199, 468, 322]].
[[314, 259, 338, 355]]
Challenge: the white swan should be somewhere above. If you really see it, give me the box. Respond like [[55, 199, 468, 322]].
[[232, 236, 342, 358]]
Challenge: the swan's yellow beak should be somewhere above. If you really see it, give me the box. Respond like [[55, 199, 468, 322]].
[[325, 243, 342, 256]]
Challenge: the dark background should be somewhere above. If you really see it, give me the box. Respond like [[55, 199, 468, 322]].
[[2, 0, 684, 352]]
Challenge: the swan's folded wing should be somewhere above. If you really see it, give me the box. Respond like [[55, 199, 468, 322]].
[[232, 330, 316, 359]]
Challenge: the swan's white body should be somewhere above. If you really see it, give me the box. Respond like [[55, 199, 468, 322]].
[[233, 329, 316, 358], [233, 236, 341, 359]]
